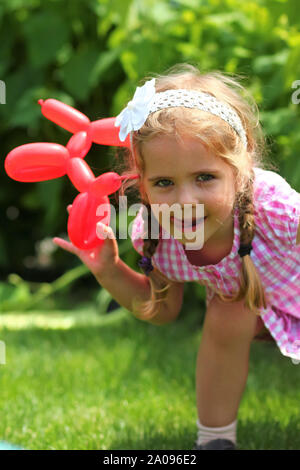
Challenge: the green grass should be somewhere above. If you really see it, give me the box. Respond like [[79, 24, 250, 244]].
[[0, 306, 299, 450]]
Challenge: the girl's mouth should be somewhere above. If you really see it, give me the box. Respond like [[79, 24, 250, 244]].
[[171, 216, 207, 232]]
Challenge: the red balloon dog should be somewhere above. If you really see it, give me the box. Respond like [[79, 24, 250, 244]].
[[4, 98, 137, 250]]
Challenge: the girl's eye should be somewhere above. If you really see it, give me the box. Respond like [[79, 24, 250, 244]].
[[196, 174, 214, 183], [154, 179, 171, 187], [154, 174, 214, 187]]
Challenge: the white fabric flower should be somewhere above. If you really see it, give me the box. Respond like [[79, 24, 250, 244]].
[[115, 78, 156, 141]]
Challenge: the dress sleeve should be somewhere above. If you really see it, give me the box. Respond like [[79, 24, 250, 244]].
[[129, 206, 145, 256], [254, 169, 300, 250]]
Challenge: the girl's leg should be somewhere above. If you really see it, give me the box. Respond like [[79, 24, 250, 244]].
[[196, 295, 259, 427]]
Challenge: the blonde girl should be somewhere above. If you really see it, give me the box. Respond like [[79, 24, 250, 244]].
[[53, 64, 300, 450]]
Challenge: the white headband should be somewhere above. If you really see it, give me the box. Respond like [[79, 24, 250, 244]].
[[115, 78, 248, 149]]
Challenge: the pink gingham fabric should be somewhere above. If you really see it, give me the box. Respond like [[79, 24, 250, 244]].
[[130, 168, 300, 363]]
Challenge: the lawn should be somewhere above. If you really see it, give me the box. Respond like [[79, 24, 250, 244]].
[[0, 306, 299, 450]]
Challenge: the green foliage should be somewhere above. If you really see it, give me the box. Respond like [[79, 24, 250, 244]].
[[1, 0, 299, 309], [0, 267, 88, 312], [0, 238, 132, 313]]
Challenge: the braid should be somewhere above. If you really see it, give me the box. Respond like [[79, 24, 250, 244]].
[[141, 203, 159, 259], [238, 169, 256, 247], [218, 169, 268, 313]]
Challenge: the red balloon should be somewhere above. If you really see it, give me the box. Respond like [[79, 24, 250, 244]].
[[66, 158, 95, 193], [89, 172, 122, 198], [68, 193, 110, 250], [39, 99, 90, 134], [4, 98, 134, 251], [4, 143, 69, 182], [90, 118, 131, 148], [66, 131, 92, 159]]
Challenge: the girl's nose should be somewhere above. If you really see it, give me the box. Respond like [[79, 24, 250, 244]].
[[176, 186, 199, 207]]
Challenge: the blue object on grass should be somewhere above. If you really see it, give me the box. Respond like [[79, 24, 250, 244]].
[[0, 440, 24, 450]]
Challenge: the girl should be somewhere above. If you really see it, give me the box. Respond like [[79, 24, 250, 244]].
[[53, 64, 300, 450]]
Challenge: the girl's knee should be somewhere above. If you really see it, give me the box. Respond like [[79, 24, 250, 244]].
[[204, 294, 258, 347]]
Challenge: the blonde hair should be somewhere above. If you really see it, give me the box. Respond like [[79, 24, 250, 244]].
[[115, 63, 278, 320]]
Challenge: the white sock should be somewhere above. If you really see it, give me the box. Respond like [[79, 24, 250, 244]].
[[196, 418, 237, 446]]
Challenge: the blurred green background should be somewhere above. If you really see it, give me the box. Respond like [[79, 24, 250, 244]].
[[1, 0, 300, 312]]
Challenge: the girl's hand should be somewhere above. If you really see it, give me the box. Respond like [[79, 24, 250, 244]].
[[52, 205, 120, 278]]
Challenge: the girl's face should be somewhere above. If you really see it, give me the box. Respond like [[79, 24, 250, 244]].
[[140, 134, 237, 250]]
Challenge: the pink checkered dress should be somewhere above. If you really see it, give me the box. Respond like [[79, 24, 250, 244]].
[[129, 168, 300, 364]]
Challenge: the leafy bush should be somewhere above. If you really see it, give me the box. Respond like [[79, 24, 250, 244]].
[[1, 0, 299, 309]]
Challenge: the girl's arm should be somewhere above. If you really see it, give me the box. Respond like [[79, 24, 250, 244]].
[[95, 260, 184, 325], [53, 210, 184, 325]]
